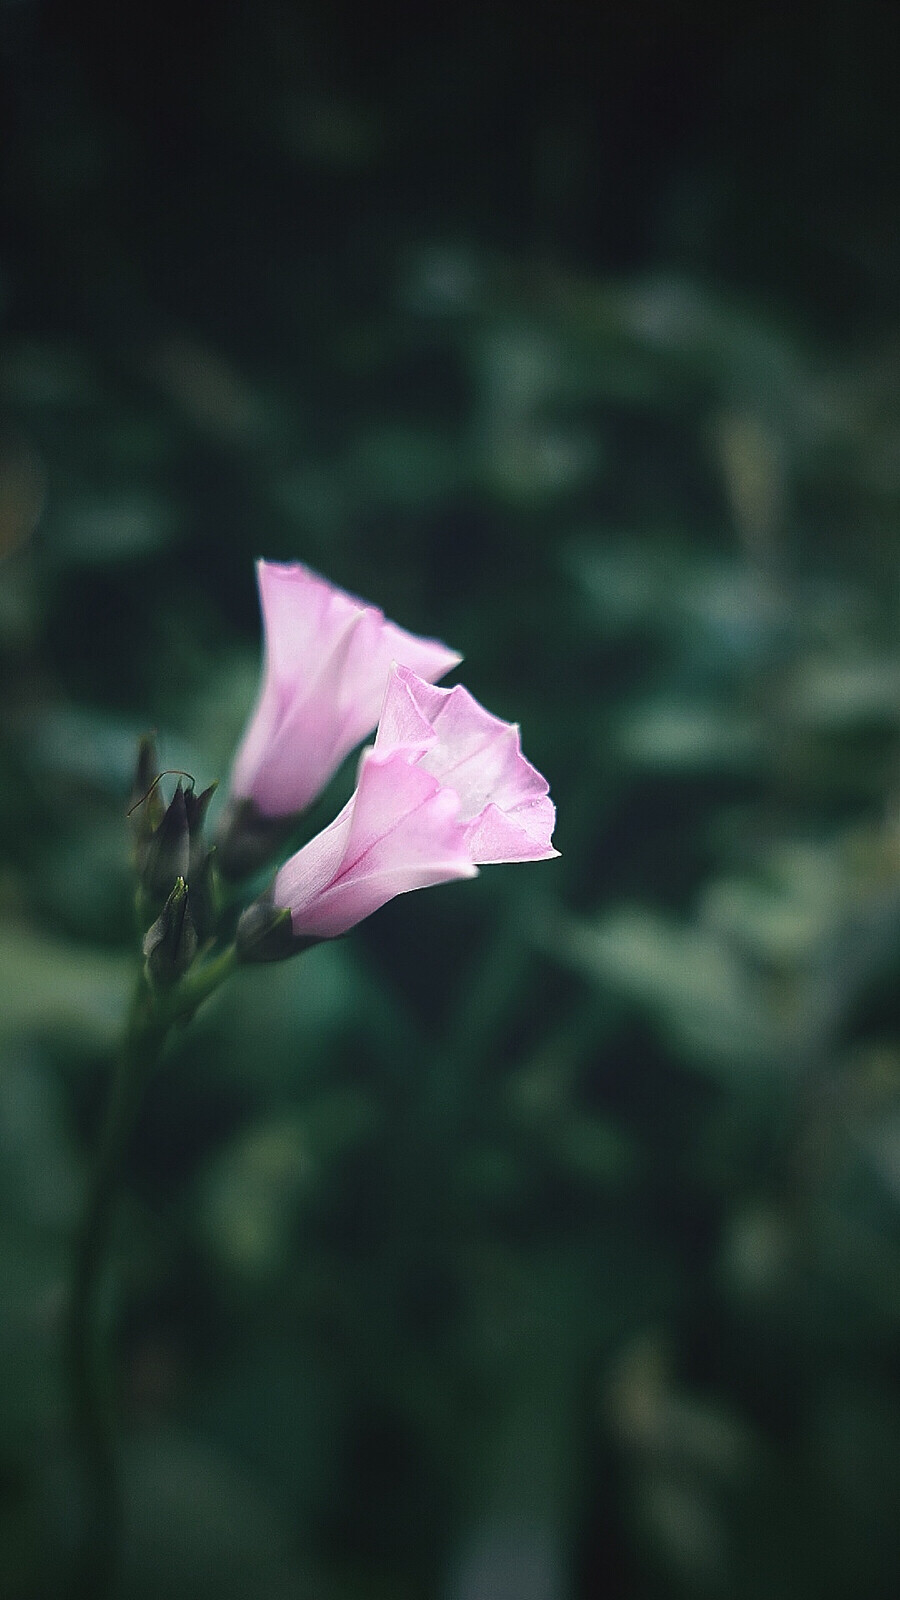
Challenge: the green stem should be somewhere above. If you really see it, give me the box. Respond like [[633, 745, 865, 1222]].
[[164, 942, 238, 1021], [67, 980, 167, 1599], [66, 944, 238, 1597]]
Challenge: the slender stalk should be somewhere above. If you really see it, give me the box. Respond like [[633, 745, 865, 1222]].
[[167, 942, 238, 1018], [66, 945, 238, 1597], [67, 980, 167, 1599]]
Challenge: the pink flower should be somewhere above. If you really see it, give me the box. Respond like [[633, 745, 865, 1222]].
[[238, 664, 557, 955], [229, 561, 461, 819]]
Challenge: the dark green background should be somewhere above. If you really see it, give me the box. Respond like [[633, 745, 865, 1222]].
[[2, 4, 900, 1596]]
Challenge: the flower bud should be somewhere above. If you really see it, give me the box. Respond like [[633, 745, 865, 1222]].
[[184, 784, 217, 869], [235, 894, 310, 964], [137, 782, 190, 902], [143, 877, 198, 987]]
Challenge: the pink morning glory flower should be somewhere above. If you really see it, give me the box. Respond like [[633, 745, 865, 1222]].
[[229, 560, 461, 820], [237, 663, 557, 957]]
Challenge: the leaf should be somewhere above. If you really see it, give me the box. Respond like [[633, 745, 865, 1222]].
[[558, 907, 780, 1077], [0, 1226, 66, 1438], [787, 653, 900, 729], [117, 1431, 304, 1600], [0, 920, 130, 1049], [0, 1050, 81, 1229], [618, 698, 759, 772], [199, 1093, 377, 1278], [51, 492, 179, 562]]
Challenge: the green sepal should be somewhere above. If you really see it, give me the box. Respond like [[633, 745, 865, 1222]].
[[137, 782, 190, 903], [189, 845, 220, 947], [143, 877, 198, 987], [128, 734, 164, 848], [235, 896, 309, 964], [185, 784, 218, 868]]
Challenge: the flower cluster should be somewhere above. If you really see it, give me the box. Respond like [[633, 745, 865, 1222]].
[[132, 560, 556, 981]]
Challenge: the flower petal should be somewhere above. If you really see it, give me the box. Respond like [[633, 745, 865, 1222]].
[[342, 608, 461, 746], [229, 562, 461, 819], [275, 748, 475, 939], [257, 560, 359, 684], [373, 662, 440, 757], [384, 664, 556, 837], [464, 794, 559, 862], [238, 607, 364, 815]]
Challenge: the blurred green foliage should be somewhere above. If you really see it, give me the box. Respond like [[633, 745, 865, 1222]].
[[2, 4, 900, 1598]]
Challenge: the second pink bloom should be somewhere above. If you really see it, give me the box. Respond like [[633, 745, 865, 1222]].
[[267, 664, 558, 941]]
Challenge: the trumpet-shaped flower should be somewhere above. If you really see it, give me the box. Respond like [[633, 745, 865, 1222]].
[[237, 664, 557, 956], [228, 561, 461, 820]]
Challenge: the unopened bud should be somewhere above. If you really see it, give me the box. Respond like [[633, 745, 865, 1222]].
[[185, 783, 217, 870], [143, 877, 198, 986], [235, 894, 310, 964], [189, 846, 219, 946], [138, 782, 190, 902], [128, 735, 165, 850]]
